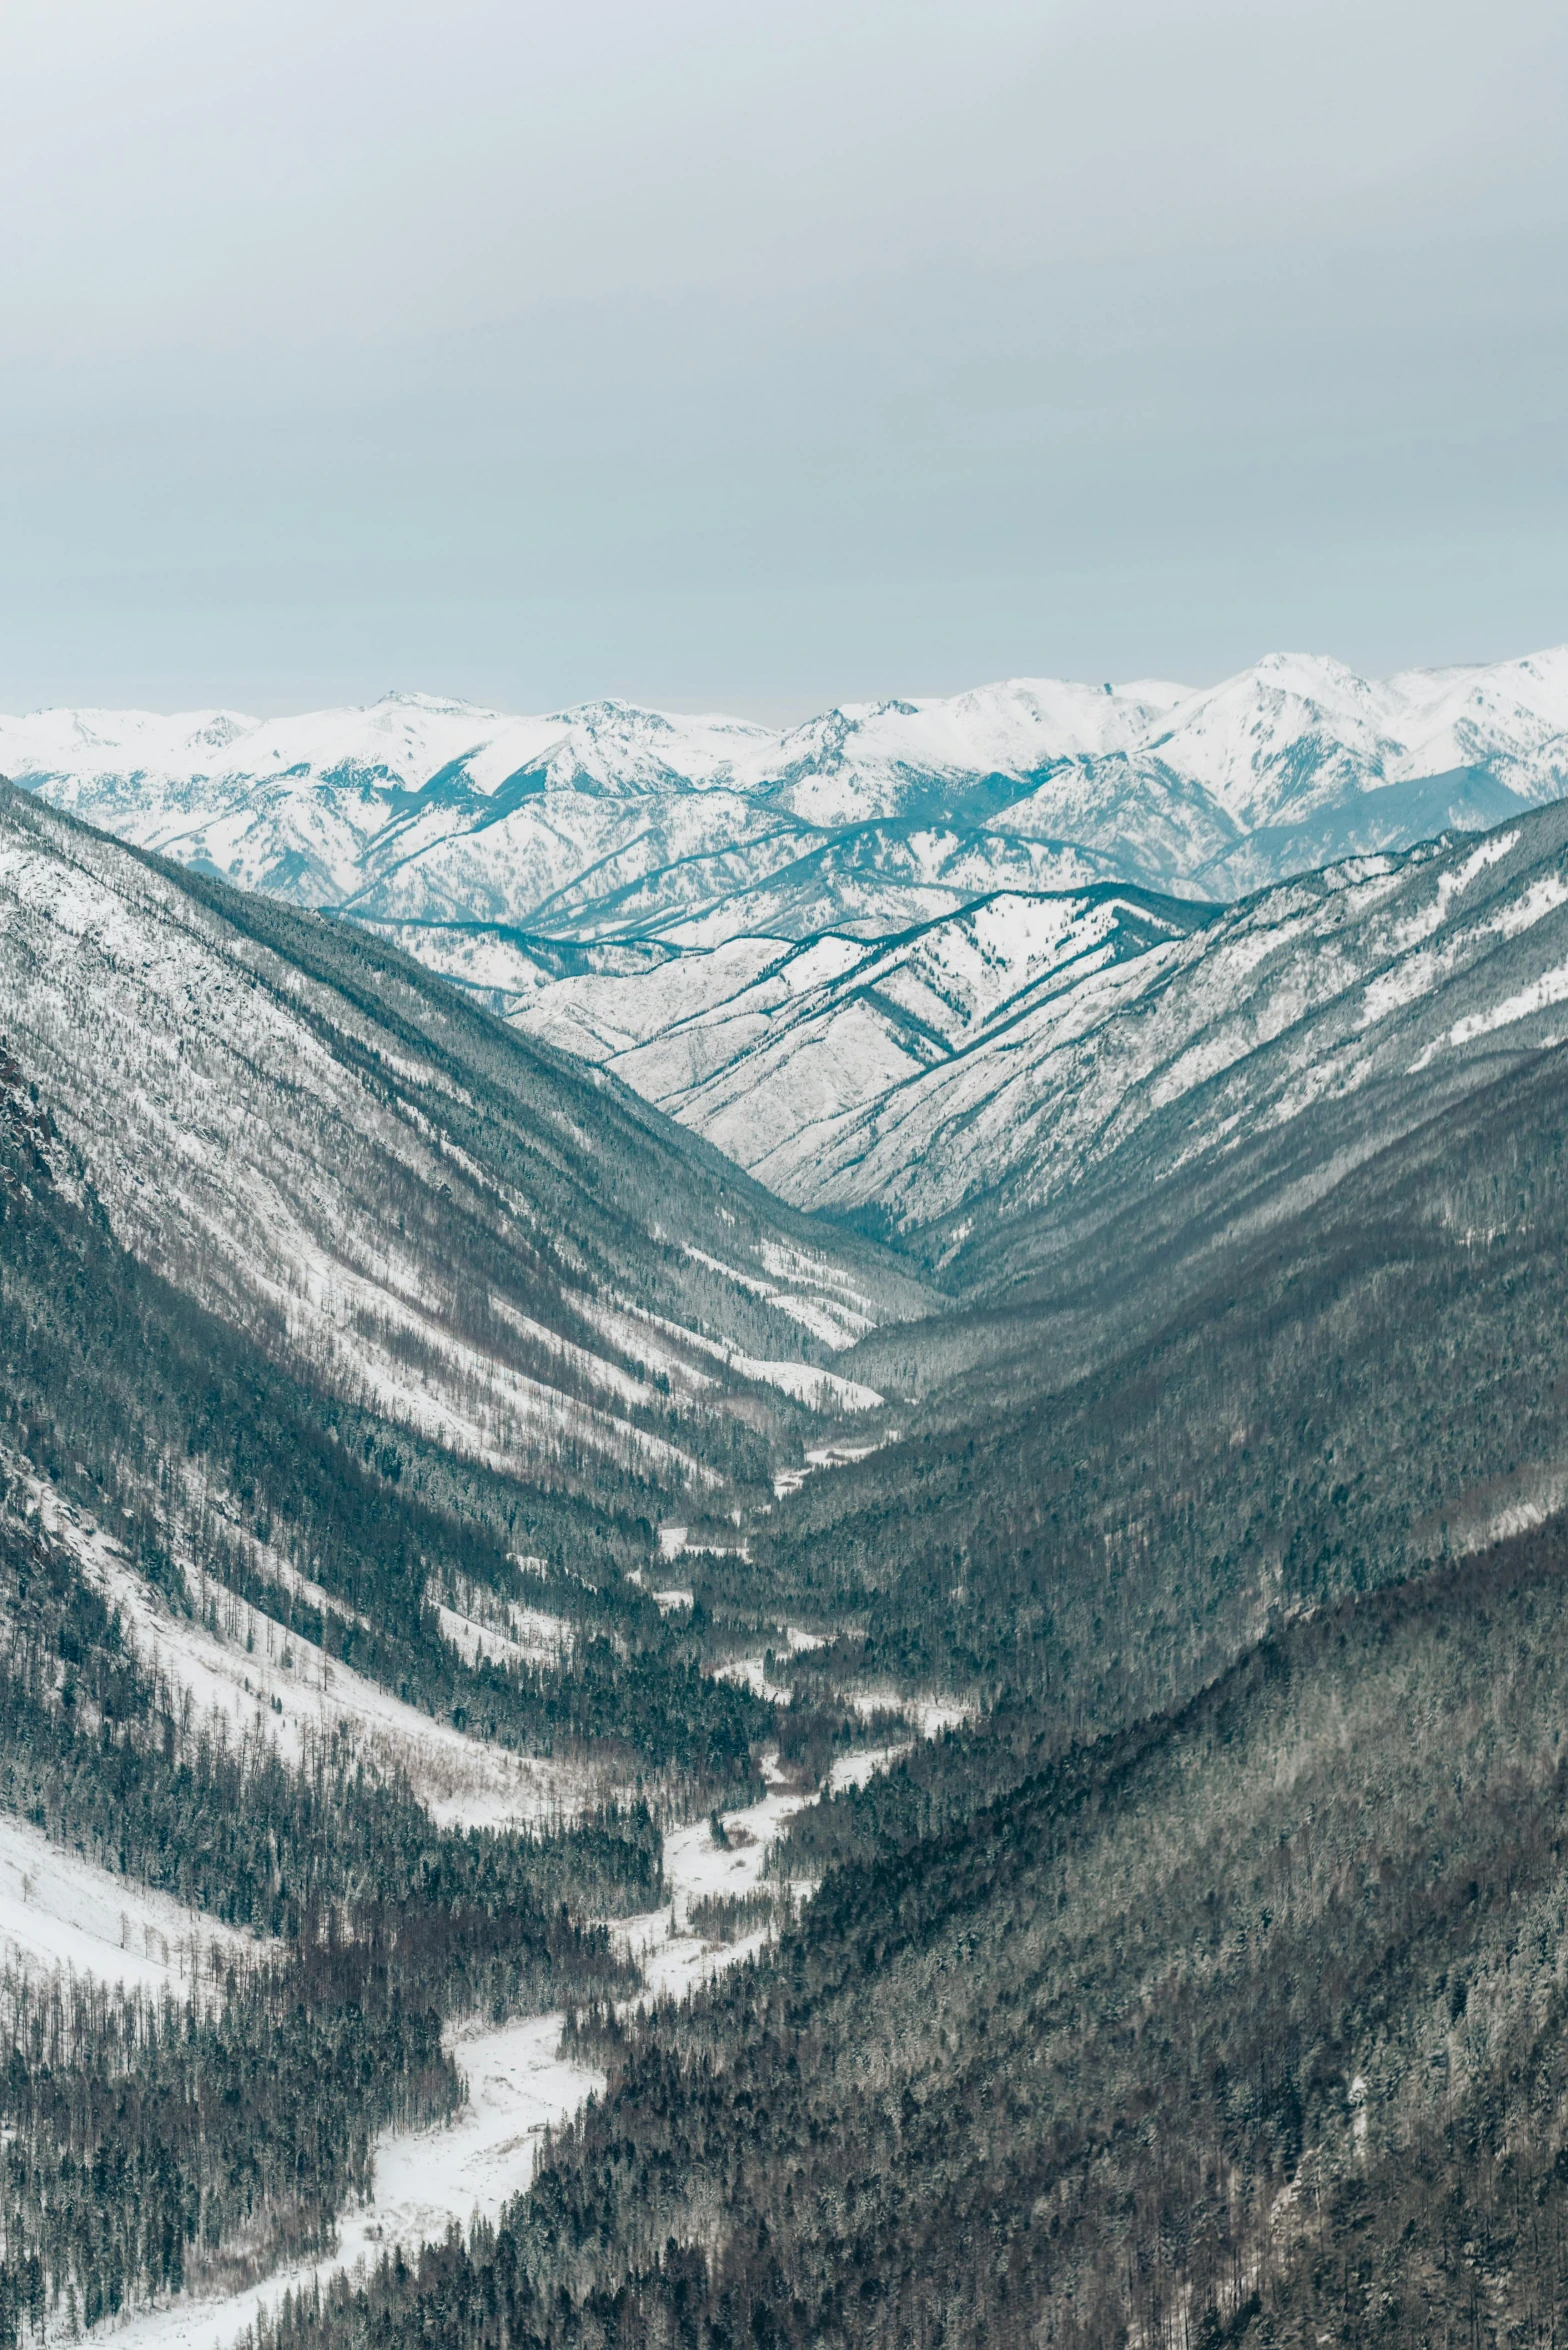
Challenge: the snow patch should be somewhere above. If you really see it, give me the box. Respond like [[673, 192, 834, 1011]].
[[0, 1811, 264, 1996]]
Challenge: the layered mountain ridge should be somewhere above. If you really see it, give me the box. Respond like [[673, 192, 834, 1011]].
[[11, 648, 1567, 1251], [8, 646, 1567, 937]]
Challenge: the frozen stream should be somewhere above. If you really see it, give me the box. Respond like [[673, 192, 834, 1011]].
[[92, 1769, 817, 2350]]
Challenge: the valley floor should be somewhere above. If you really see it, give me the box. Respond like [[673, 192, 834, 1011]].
[[81, 1766, 826, 2350]]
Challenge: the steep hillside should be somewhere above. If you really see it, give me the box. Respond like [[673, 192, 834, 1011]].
[[797, 802, 1568, 1242], [0, 777, 948, 1876], [10, 720, 1568, 2350], [0, 785, 929, 1480], [493, 888, 1216, 1199], [683, 838, 1568, 1741]]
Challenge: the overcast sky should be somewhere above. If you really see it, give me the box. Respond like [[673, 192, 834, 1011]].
[[1, 0, 1565, 717]]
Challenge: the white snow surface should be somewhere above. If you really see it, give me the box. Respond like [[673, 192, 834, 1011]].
[[91, 2010, 602, 2350], [0, 1811, 262, 1995]]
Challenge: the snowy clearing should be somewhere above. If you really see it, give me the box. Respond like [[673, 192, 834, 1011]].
[[827, 1743, 913, 1793], [850, 1691, 974, 1739], [608, 1767, 814, 2005], [91, 2012, 602, 2350], [0, 1811, 264, 1996], [434, 1600, 573, 1672]]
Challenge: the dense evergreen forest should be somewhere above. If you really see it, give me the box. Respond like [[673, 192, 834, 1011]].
[[0, 1003, 756, 2333], [254, 1514, 1568, 2349]]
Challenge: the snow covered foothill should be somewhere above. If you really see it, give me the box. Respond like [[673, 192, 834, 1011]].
[[519, 888, 1210, 1208], [718, 803, 1568, 1240]]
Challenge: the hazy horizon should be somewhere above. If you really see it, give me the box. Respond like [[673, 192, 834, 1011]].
[[7, 629, 1568, 734]]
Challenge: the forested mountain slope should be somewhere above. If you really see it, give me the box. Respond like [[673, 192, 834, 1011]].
[[10, 653, 1568, 1237], [688, 838, 1568, 1746], [356, 782, 1568, 1231], [0, 788, 936, 2342], [278, 1512, 1568, 2350], [9, 748, 1568, 2350], [505, 887, 1217, 1199]]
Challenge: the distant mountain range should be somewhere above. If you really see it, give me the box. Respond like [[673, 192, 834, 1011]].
[[7, 645, 1568, 1244], [7, 645, 1567, 924]]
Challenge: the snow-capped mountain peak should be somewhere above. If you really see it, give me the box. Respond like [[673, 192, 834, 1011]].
[[5, 644, 1568, 1064]]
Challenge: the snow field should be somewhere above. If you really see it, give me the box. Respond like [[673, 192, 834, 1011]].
[[773, 1429, 900, 1499]]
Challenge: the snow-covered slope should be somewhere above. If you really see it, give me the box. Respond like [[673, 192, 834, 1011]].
[[457, 888, 1213, 1202], [0, 786, 930, 1499], [452, 802, 1568, 1268], [797, 803, 1568, 1261]]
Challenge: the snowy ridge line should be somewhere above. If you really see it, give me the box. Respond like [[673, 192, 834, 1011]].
[[514, 886, 1212, 1210], [11, 650, 1568, 975], [661, 803, 1568, 1241]]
